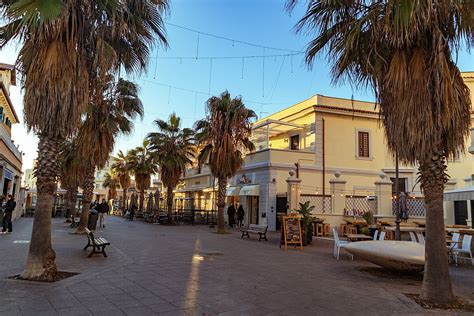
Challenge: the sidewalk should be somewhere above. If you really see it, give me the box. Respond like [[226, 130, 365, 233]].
[[0, 216, 472, 315]]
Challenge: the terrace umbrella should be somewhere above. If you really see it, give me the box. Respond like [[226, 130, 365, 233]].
[[154, 190, 160, 212], [130, 193, 138, 208], [400, 192, 409, 222], [146, 193, 153, 213]]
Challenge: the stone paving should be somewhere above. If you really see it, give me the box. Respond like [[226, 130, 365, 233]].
[[0, 216, 473, 315]]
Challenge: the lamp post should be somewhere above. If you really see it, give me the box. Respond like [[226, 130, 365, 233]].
[[395, 151, 401, 240]]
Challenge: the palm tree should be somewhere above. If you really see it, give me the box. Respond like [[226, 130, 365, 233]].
[[75, 78, 143, 233], [195, 91, 256, 233], [103, 171, 120, 202], [289, 0, 473, 303], [148, 113, 195, 222], [111, 150, 132, 210], [128, 140, 159, 213], [1, 0, 168, 281], [59, 139, 82, 220]]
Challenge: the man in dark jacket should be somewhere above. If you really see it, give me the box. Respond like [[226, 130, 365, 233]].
[[227, 204, 236, 228], [98, 199, 110, 228], [2, 195, 16, 234]]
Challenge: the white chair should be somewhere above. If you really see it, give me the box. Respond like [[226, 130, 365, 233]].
[[409, 232, 417, 242], [416, 233, 425, 245], [332, 227, 353, 261], [373, 230, 379, 241], [378, 231, 386, 240], [454, 235, 473, 266]]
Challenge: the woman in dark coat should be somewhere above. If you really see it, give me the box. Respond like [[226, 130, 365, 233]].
[[227, 204, 236, 228]]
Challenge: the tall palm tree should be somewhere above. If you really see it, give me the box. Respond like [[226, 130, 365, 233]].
[[1, 0, 168, 281], [127, 140, 159, 213], [75, 78, 143, 233], [111, 150, 132, 210], [103, 171, 120, 201], [148, 113, 195, 222], [289, 0, 474, 303], [195, 91, 256, 233]]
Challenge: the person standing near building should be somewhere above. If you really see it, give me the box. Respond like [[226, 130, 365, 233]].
[[237, 204, 245, 227], [227, 204, 236, 228], [1, 195, 16, 234], [98, 199, 110, 228]]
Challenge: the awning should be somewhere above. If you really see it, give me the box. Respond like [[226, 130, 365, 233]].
[[226, 186, 240, 197], [444, 187, 474, 201], [239, 185, 260, 196]]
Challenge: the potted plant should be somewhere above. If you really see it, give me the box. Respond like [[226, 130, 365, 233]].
[[298, 201, 315, 245]]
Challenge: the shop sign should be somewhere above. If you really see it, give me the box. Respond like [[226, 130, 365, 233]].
[[4, 169, 13, 181]]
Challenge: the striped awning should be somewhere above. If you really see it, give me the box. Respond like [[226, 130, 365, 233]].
[[444, 187, 474, 201]]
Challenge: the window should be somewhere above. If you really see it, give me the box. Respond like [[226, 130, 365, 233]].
[[357, 131, 370, 158], [290, 134, 300, 150]]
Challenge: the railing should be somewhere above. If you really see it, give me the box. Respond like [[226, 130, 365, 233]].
[[300, 194, 332, 213], [141, 209, 217, 225], [345, 196, 377, 216], [391, 197, 426, 217]]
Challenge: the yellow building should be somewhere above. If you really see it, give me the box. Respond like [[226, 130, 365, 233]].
[[0, 63, 23, 219], [179, 72, 474, 230]]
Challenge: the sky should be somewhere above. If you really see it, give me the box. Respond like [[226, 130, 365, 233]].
[[1, 0, 474, 173]]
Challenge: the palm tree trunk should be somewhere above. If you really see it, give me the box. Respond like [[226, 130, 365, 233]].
[[217, 176, 227, 234], [419, 151, 454, 304], [167, 186, 173, 223], [21, 134, 59, 281], [139, 191, 145, 212], [77, 165, 95, 233], [122, 187, 128, 211], [64, 189, 71, 220], [70, 187, 78, 219]]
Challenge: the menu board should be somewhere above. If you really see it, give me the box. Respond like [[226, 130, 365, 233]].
[[281, 215, 303, 250]]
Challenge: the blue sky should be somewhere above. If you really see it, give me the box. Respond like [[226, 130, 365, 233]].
[[2, 0, 474, 171]]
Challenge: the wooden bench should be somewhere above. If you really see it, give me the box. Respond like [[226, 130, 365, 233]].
[[241, 224, 268, 241], [83, 228, 110, 258]]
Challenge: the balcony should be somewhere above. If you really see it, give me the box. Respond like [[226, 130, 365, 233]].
[[244, 148, 315, 167], [0, 123, 22, 162]]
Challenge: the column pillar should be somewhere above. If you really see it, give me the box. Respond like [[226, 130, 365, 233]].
[[286, 170, 301, 212], [329, 171, 346, 215], [374, 172, 393, 218]]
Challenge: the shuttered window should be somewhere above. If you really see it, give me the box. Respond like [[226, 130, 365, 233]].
[[358, 131, 370, 158]]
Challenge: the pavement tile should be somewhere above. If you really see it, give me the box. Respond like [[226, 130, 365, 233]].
[[55, 306, 93, 316], [121, 306, 157, 315], [147, 302, 180, 313]]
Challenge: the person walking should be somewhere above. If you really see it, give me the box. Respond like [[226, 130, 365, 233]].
[[1, 195, 16, 234], [130, 204, 137, 221], [237, 204, 245, 227], [227, 204, 236, 228], [98, 199, 110, 228]]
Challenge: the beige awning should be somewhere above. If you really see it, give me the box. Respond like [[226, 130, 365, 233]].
[[444, 187, 474, 201], [226, 186, 240, 197], [239, 185, 260, 196]]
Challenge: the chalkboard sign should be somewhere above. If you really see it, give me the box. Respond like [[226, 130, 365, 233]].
[[281, 215, 303, 250]]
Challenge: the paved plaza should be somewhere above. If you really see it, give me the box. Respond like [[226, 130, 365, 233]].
[[0, 216, 473, 315]]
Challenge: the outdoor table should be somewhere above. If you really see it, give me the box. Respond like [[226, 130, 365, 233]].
[[459, 229, 474, 236], [383, 226, 425, 240], [345, 234, 373, 242]]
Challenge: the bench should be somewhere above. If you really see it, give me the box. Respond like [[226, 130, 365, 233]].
[[83, 228, 110, 258], [241, 224, 268, 241]]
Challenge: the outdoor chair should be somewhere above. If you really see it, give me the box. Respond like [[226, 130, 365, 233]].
[[332, 227, 353, 261], [447, 232, 461, 262], [373, 230, 379, 241], [409, 232, 417, 242], [416, 233, 425, 245], [454, 235, 473, 266], [378, 231, 386, 240]]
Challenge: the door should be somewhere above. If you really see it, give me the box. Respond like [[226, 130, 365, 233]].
[[247, 196, 259, 225], [454, 201, 468, 225], [276, 196, 288, 230]]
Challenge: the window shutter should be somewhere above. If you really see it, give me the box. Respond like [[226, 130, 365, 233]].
[[358, 132, 370, 157]]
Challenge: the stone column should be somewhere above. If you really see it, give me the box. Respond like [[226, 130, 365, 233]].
[[329, 171, 346, 215], [443, 180, 457, 225], [286, 170, 301, 212], [374, 172, 393, 217]]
